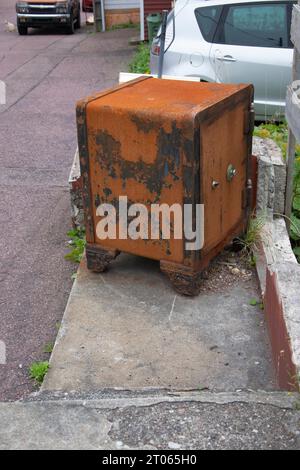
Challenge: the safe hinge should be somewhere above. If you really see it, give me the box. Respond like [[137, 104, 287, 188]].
[[244, 104, 255, 135]]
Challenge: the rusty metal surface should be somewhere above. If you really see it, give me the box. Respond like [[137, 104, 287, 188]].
[[77, 78, 253, 294]]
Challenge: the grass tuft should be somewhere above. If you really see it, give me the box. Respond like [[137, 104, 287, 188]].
[[29, 361, 49, 385], [128, 43, 150, 74], [43, 342, 54, 354], [65, 228, 86, 264]]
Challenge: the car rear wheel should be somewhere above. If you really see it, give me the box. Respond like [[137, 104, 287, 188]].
[[17, 24, 28, 35], [66, 12, 75, 34]]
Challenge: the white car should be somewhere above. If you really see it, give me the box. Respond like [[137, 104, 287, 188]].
[[150, 0, 295, 120]]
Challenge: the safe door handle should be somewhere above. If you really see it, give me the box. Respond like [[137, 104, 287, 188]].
[[216, 55, 237, 63]]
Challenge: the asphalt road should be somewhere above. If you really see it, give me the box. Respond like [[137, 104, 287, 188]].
[[0, 0, 135, 400]]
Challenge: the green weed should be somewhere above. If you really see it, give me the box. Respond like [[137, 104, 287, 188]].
[[65, 228, 86, 264], [129, 43, 150, 74], [237, 213, 266, 255], [43, 342, 54, 354], [29, 361, 49, 385]]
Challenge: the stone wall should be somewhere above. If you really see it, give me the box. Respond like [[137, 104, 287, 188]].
[[252, 137, 287, 217], [253, 138, 300, 391]]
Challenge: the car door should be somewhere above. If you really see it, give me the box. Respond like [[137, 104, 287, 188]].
[[209, 1, 295, 119]]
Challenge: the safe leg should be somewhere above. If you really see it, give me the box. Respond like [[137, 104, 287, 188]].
[[86, 244, 119, 273], [160, 261, 203, 297]]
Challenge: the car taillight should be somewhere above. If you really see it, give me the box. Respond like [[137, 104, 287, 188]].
[[151, 43, 160, 56]]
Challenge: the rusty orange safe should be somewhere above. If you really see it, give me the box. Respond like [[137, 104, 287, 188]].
[[76, 77, 254, 295]]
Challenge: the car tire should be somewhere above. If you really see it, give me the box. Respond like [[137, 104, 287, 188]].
[[66, 12, 75, 34], [17, 24, 28, 35], [75, 10, 81, 29]]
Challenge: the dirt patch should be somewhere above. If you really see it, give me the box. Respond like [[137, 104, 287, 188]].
[[200, 249, 255, 294]]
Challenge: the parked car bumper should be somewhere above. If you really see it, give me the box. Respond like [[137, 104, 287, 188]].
[[17, 13, 71, 27]]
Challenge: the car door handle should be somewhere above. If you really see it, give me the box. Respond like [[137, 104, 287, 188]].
[[216, 55, 237, 63]]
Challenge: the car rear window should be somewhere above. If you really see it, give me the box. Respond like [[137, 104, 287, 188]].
[[195, 5, 223, 43], [215, 2, 292, 48]]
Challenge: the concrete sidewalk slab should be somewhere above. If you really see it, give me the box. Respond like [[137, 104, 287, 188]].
[[1, 391, 299, 450], [43, 253, 276, 393]]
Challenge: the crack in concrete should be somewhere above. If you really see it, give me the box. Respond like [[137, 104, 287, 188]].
[[168, 295, 177, 322]]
